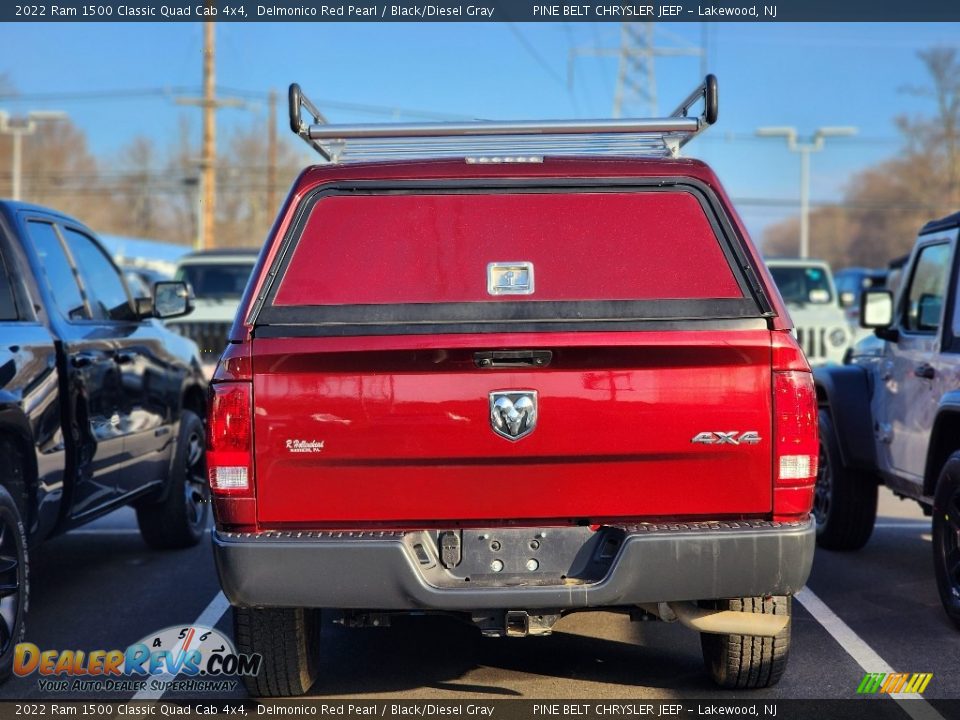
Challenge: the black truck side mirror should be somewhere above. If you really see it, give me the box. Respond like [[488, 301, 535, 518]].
[[154, 281, 194, 319]]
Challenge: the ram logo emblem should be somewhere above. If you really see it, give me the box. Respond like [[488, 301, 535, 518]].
[[691, 431, 762, 445], [490, 391, 538, 441]]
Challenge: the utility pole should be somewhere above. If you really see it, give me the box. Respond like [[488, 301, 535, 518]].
[[0, 110, 67, 200], [175, 14, 245, 250], [268, 89, 278, 218], [569, 22, 705, 118], [201, 19, 215, 249], [756, 126, 859, 258]]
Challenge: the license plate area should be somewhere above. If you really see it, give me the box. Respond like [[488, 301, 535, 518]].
[[407, 527, 622, 588]]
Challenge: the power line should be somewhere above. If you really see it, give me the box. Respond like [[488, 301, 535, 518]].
[[506, 23, 567, 90], [698, 133, 902, 147], [0, 87, 194, 102], [218, 86, 479, 121], [732, 197, 938, 211], [0, 86, 480, 122]]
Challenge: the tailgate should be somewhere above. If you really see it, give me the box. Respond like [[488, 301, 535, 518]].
[[252, 331, 772, 524], [250, 184, 772, 525]]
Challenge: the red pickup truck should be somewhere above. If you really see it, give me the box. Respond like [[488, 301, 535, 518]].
[[209, 77, 817, 696]]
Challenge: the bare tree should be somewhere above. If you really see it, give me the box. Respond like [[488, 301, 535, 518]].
[[165, 115, 201, 247], [899, 47, 960, 208], [17, 120, 114, 226], [112, 136, 160, 238], [214, 117, 302, 249], [763, 46, 960, 268]]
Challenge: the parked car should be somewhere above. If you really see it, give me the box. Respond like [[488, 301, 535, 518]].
[[814, 209, 960, 628], [834, 266, 888, 327], [0, 201, 210, 679], [166, 249, 258, 372], [766, 258, 851, 365], [210, 77, 818, 696]]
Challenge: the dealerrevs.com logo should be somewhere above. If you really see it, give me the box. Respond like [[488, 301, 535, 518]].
[[13, 625, 261, 693]]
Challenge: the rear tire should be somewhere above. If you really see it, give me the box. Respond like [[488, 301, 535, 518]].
[[136, 411, 209, 550], [0, 441, 29, 682], [932, 451, 960, 629], [814, 410, 877, 551], [700, 596, 791, 689], [234, 607, 322, 697]]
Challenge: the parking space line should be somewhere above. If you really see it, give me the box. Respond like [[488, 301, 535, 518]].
[[68, 529, 143, 536], [130, 591, 230, 701], [795, 587, 944, 720], [874, 521, 930, 529], [68, 528, 213, 536]]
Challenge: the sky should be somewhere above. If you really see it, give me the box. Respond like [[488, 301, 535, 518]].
[[1, 21, 958, 247]]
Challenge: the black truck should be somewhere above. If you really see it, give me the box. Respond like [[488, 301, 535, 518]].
[[0, 201, 209, 678]]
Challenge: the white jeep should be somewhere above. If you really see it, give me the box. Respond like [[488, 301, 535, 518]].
[[166, 249, 258, 374], [766, 258, 851, 366]]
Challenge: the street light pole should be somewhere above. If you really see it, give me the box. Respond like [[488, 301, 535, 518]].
[[0, 110, 68, 201], [756, 125, 858, 259], [799, 142, 810, 259], [10, 126, 23, 202]]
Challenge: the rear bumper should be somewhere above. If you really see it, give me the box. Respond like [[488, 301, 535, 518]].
[[213, 518, 815, 610]]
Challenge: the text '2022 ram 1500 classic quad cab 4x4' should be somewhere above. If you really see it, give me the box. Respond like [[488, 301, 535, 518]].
[[0, 201, 210, 680], [814, 210, 960, 628], [209, 77, 819, 696]]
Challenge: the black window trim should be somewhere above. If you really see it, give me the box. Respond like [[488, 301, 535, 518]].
[[899, 238, 954, 338], [935, 225, 960, 353], [56, 222, 137, 325], [23, 214, 138, 326], [0, 236, 21, 322], [24, 217, 95, 324], [247, 177, 775, 336]]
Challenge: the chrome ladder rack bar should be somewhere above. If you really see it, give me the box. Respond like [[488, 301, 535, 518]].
[[288, 74, 718, 163]]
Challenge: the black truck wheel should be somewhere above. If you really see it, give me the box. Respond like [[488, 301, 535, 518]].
[[234, 607, 322, 697], [933, 451, 960, 629], [700, 596, 791, 689], [0, 442, 29, 681], [136, 411, 209, 550], [814, 410, 877, 551]]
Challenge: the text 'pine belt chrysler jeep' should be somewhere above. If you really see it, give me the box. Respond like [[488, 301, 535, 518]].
[[208, 77, 819, 696]]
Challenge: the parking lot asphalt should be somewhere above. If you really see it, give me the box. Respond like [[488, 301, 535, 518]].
[[1, 489, 954, 708]]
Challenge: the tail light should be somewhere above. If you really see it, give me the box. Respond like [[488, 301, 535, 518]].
[[207, 343, 256, 528], [772, 331, 818, 520], [208, 383, 252, 494]]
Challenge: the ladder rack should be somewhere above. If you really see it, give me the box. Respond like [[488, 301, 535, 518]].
[[288, 75, 717, 164]]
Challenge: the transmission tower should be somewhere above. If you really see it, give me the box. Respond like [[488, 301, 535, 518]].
[[570, 23, 707, 118]]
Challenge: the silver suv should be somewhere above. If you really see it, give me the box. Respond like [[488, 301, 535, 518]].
[[814, 210, 960, 627], [766, 258, 851, 366], [166, 249, 258, 373]]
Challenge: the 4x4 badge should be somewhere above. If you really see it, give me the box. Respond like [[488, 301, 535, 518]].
[[691, 431, 762, 445], [490, 391, 538, 441]]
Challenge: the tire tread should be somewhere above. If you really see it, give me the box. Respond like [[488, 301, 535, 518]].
[[816, 411, 878, 551], [136, 410, 208, 550], [234, 607, 320, 697], [932, 452, 960, 629], [701, 596, 790, 689]]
